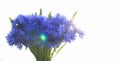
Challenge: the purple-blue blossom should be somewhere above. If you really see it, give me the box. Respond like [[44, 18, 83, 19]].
[[6, 13, 84, 49]]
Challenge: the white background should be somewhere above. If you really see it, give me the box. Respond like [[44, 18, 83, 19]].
[[0, 0, 120, 61]]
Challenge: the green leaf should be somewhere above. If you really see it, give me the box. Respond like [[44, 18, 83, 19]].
[[48, 12, 52, 19], [70, 11, 77, 22], [39, 8, 42, 15], [9, 17, 13, 23], [35, 12, 37, 15]]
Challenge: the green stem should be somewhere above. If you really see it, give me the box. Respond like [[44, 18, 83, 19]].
[[50, 42, 67, 61], [29, 44, 52, 61]]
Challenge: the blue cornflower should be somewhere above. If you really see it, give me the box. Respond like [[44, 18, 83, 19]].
[[6, 13, 84, 49]]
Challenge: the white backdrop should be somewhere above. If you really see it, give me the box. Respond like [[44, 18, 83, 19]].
[[0, 0, 120, 61]]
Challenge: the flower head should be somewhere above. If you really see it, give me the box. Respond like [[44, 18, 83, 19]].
[[6, 13, 84, 49]]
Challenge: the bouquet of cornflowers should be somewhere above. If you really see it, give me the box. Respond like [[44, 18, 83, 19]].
[[6, 9, 84, 61]]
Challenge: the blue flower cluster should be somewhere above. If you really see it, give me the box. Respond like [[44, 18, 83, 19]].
[[6, 13, 84, 49]]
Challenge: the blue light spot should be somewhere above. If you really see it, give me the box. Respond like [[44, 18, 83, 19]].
[[39, 33, 47, 42]]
